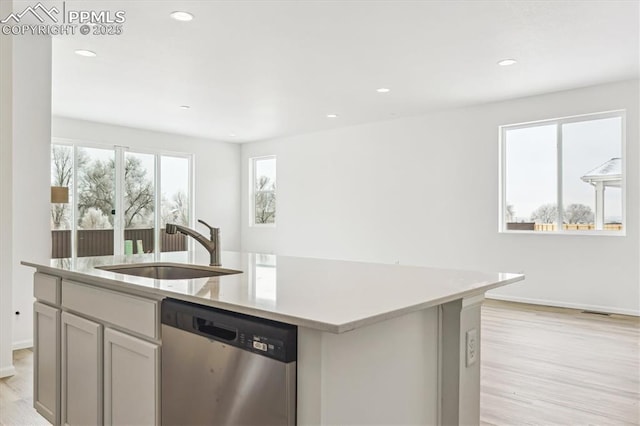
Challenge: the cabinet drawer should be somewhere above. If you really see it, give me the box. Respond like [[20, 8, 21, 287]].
[[62, 280, 159, 339], [34, 272, 61, 305]]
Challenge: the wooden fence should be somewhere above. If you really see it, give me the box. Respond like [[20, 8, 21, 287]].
[[507, 222, 623, 232], [52, 228, 187, 259]]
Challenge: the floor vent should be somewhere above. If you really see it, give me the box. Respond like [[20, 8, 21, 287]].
[[581, 310, 611, 316]]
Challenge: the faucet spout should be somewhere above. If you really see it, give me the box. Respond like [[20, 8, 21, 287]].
[[166, 221, 221, 266]]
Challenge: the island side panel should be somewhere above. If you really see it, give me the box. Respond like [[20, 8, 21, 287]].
[[297, 327, 323, 425], [440, 295, 483, 426], [298, 307, 439, 425]]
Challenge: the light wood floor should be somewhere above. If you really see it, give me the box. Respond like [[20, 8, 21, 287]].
[[481, 300, 640, 426], [0, 348, 49, 426], [1, 300, 638, 425]]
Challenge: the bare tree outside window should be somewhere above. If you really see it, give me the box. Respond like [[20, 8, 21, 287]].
[[79, 207, 111, 229], [530, 202, 594, 224], [255, 176, 276, 224], [77, 150, 154, 229], [563, 204, 594, 224], [253, 157, 276, 225], [530, 203, 558, 224], [505, 204, 515, 223], [77, 148, 115, 229], [123, 153, 154, 228], [161, 190, 190, 226]]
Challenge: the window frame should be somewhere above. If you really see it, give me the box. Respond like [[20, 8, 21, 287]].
[[498, 110, 626, 236], [51, 138, 194, 257], [249, 155, 277, 227]]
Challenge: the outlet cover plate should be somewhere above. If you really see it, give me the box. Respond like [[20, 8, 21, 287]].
[[466, 328, 478, 367]]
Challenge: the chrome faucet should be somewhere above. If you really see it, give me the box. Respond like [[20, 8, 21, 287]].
[[166, 219, 221, 266]]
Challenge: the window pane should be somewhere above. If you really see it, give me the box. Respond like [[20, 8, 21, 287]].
[[562, 117, 622, 231], [505, 124, 557, 230], [255, 158, 276, 191], [76, 147, 115, 256], [124, 152, 155, 253], [255, 191, 276, 224], [51, 144, 73, 258], [161, 156, 190, 252], [254, 157, 276, 224]]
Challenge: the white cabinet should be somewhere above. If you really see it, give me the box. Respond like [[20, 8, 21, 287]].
[[60, 280, 160, 426], [104, 328, 159, 426], [62, 280, 159, 339], [32, 273, 161, 426], [34, 272, 61, 305], [34, 301, 61, 425], [61, 312, 102, 426]]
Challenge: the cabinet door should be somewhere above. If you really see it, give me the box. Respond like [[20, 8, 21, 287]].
[[61, 312, 102, 426], [34, 302, 60, 425], [104, 328, 159, 426]]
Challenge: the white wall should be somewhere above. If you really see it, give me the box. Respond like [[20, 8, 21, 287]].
[[0, 0, 15, 377], [6, 35, 53, 353], [241, 80, 640, 316]]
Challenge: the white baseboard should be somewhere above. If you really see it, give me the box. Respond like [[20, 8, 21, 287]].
[[0, 365, 16, 378], [486, 293, 640, 317], [12, 339, 33, 350]]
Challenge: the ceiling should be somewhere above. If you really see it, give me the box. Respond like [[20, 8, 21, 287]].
[[51, 1, 639, 143]]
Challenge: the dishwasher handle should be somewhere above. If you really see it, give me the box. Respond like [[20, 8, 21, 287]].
[[195, 317, 237, 341]]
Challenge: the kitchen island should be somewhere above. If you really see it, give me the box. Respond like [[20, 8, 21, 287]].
[[23, 251, 523, 425]]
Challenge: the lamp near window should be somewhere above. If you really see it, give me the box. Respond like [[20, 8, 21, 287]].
[[51, 186, 69, 204]]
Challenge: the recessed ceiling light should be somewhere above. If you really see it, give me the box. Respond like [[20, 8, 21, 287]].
[[170, 11, 194, 21], [326, 114, 338, 118], [497, 58, 517, 66], [229, 133, 237, 137], [376, 88, 390, 93], [179, 105, 190, 110], [75, 49, 96, 57]]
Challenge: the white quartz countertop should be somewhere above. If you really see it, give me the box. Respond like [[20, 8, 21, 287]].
[[23, 251, 524, 333]]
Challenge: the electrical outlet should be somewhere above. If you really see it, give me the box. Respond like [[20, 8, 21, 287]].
[[465, 328, 478, 367]]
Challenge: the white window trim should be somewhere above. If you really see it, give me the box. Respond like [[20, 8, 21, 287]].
[[498, 110, 626, 236], [249, 155, 276, 228], [51, 138, 195, 256]]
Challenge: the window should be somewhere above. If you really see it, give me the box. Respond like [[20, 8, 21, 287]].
[[251, 156, 276, 225], [160, 155, 191, 252], [50, 141, 192, 258], [76, 146, 116, 255], [500, 111, 624, 234]]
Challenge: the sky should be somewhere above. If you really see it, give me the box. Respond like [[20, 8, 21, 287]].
[[505, 116, 622, 223], [160, 156, 189, 199], [255, 157, 276, 189]]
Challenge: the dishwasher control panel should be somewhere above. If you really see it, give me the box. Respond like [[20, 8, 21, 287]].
[[162, 298, 297, 363], [252, 340, 267, 351], [240, 333, 285, 359]]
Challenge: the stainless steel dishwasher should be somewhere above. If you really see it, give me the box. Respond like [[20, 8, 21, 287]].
[[161, 299, 297, 426]]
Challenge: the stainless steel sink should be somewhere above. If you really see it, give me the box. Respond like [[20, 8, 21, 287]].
[[96, 262, 242, 280]]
